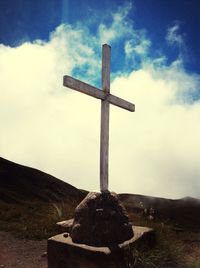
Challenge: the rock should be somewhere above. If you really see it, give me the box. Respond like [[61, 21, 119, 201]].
[[56, 218, 73, 233], [41, 252, 47, 258], [63, 233, 69, 238], [70, 191, 134, 246]]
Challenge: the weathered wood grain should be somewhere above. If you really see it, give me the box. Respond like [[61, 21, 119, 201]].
[[102, 44, 110, 93], [63, 44, 135, 192], [100, 44, 111, 192], [108, 94, 135, 112], [63, 75, 105, 100], [100, 99, 109, 192], [63, 76, 134, 112]]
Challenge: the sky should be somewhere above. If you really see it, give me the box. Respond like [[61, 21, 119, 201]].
[[1, 0, 200, 199]]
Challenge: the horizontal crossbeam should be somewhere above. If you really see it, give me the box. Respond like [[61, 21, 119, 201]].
[[107, 94, 135, 112], [63, 75, 135, 112], [63, 75, 105, 100]]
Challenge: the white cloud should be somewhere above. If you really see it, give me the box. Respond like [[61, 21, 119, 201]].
[[1, 8, 200, 199], [125, 38, 151, 56], [110, 67, 200, 198], [166, 21, 184, 47], [98, 3, 133, 44]]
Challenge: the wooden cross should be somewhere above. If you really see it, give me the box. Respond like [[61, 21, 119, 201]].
[[63, 44, 135, 192]]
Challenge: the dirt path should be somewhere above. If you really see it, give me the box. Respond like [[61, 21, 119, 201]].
[[1, 230, 200, 268], [0, 231, 47, 268]]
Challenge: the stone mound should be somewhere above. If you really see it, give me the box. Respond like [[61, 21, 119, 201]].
[[70, 191, 134, 246]]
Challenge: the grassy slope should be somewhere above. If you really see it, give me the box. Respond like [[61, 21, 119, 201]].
[[0, 157, 86, 239], [1, 157, 200, 267], [119, 193, 200, 231], [119, 194, 200, 267]]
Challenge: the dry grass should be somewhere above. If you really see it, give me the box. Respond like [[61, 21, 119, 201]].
[[0, 198, 79, 239], [127, 210, 200, 268], [1, 198, 200, 267]]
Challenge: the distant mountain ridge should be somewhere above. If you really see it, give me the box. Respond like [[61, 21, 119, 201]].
[[0, 157, 85, 203], [119, 193, 200, 210], [0, 158, 199, 267], [1, 156, 200, 232], [119, 193, 200, 231]]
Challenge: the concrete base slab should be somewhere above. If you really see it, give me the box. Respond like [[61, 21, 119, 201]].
[[48, 226, 154, 268]]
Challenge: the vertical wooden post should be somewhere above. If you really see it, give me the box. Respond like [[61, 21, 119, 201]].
[[63, 44, 134, 193], [100, 44, 111, 192]]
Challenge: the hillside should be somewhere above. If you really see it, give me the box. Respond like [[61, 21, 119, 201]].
[[117, 194, 200, 267], [1, 157, 200, 267], [119, 193, 200, 231], [1, 156, 200, 236], [0, 157, 85, 203], [0, 157, 86, 239]]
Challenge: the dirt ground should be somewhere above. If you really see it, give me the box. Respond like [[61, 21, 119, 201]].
[[0, 231, 47, 268], [1, 230, 200, 268]]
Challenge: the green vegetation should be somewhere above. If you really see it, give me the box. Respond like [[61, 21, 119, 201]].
[[0, 157, 200, 267], [0, 156, 85, 239], [131, 224, 183, 267], [127, 210, 200, 268], [1, 199, 200, 267], [0, 197, 80, 239]]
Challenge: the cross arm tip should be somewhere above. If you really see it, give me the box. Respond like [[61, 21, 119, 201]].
[[131, 104, 135, 112], [127, 103, 135, 112], [63, 75, 71, 86]]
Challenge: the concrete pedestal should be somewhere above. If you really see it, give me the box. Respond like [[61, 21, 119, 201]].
[[48, 226, 154, 268]]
